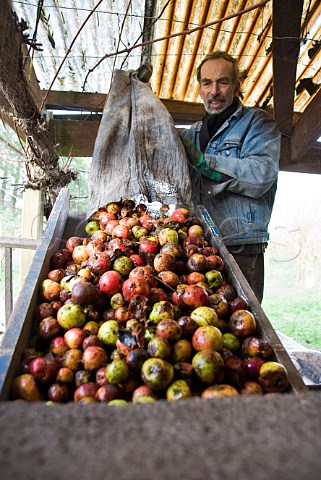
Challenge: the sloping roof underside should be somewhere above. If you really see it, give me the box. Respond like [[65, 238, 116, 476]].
[[12, 0, 321, 114]]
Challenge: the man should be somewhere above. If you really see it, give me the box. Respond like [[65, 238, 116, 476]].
[[181, 51, 280, 302]]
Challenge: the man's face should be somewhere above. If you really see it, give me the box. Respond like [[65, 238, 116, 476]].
[[199, 58, 240, 114]]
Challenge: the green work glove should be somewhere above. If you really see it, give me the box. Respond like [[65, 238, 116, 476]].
[[180, 135, 222, 182]]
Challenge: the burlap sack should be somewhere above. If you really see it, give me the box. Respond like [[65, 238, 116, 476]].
[[87, 64, 193, 218]]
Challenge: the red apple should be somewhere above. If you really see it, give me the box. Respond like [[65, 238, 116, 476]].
[[243, 356, 265, 379], [82, 334, 104, 350], [139, 238, 159, 255], [171, 208, 190, 223], [187, 272, 206, 285], [207, 254, 224, 271], [74, 382, 99, 401], [139, 214, 154, 230], [158, 271, 180, 289], [29, 357, 58, 385], [229, 295, 249, 313], [47, 268, 65, 283], [98, 270, 123, 296], [149, 287, 169, 304], [72, 245, 89, 264], [160, 242, 184, 260], [82, 346, 108, 371], [50, 336, 69, 357], [122, 277, 151, 302], [47, 383, 70, 403], [64, 327, 86, 349], [95, 384, 123, 402], [156, 319, 182, 342], [242, 336, 273, 359], [171, 284, 188, 308], [201, 384, 240, 398], [112, 224, 131, 240], [153, 253, 176, 273], [34, 302, 56, 321], [65, 236, 83, 253], [104, 219, 120, 235], [186, 253, 209, 273], [240, 380, 264, 395], [208, 294, 229, 317], [56, 367, 74, 384], [39, 316, 61, 339], [86, 240, 105, 257], [182, 284, 209, 308], [86, 251, 111, 275], [229, 310, 257, 338], [129, 254, 145, 267]]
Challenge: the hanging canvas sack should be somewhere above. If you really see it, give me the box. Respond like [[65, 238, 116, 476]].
[[87, 64, 193, 218]]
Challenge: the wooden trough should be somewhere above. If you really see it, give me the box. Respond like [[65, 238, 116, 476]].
[[0, 188, 307, 400]]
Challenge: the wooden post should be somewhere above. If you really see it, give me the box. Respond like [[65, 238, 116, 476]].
[[19, 189, 44, 288]]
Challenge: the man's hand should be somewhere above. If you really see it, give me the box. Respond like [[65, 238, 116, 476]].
[[180, 135, 222, 182]]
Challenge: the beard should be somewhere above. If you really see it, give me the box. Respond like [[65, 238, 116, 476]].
[[203, 94, 234, 115]]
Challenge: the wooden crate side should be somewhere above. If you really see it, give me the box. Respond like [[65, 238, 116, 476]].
[[0, 189, 70, 400], [197, 206, 308, 394]]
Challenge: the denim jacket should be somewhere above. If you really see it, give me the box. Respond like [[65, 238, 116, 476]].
[[181, 101, 280, 246]]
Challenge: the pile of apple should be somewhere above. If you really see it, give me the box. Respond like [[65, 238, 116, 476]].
[[11, 199, 290, 404]]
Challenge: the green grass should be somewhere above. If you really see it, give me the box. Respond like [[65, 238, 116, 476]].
[[262, 260, 321, 350]]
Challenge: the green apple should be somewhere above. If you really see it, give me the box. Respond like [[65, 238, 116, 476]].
[[132, 225, 149, 240], [113, 256, 133, 276], [57, 303, 86, 329], [166, 379, 192, 401], [108, 399, 128, 406], [190, 306, 220, 327], [141, 358, 174, 390], [147, 337, 171, 359], [158, 228, 179, 246], [192, 349, 225, 385], [222, 332, 241, 352], [205, 269, 224, 289], [85, 220, 100, 236], [149, 301, 175, 325], [106, 359, 130, 384], [98, 320, 119, 347]]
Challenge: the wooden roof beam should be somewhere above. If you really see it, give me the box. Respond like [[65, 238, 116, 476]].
[[272, 0, 304, 167]]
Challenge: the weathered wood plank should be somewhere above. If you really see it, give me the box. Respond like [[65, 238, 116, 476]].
[[4, 247, 13, 326], [48, 118, 99, 157], [0, 238, 40, 249], [44, 90, 205, 121]]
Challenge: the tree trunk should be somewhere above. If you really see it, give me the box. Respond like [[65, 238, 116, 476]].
[[0, 0, 76, 205]]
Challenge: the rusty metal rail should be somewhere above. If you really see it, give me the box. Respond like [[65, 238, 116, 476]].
[[0, 237, 40, 325]]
